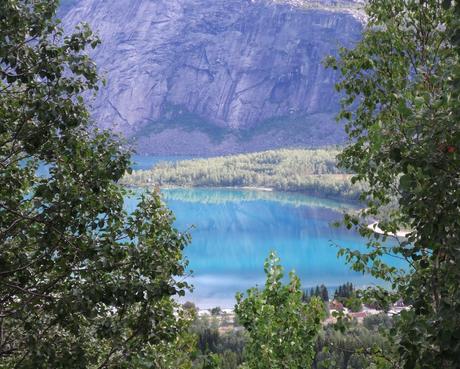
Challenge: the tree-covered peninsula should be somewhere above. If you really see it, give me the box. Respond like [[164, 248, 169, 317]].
[[123, 149, 364, 201]]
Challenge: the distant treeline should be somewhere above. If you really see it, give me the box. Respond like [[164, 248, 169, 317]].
[[123, 149, 365, 201]]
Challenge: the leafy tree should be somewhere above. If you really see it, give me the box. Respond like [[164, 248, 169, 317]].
[[200, 354, 221, 369], [183, 301, 199, 314], [143, 327, 196, 369], [0, 1, 190, 368], [363, 314, 392, 332], [218, 351, 238, 369], [210, 307, 222, 316], [196, 326, 220, 354], [326, 0, 460, 367], [235, 252, 325, 369], [190, 315, 246, 369], [313, 323, 394, 369], [344, 296, 362, 313]]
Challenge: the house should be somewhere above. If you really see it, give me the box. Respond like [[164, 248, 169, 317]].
[[329, 300, 344, 311], [349, 311, 367, 323]]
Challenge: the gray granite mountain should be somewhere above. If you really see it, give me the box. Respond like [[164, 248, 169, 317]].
[[61, 0, 363, 155]]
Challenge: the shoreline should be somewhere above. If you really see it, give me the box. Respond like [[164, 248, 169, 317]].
[[124, 184, 361, 206], [230, 186, 273, 192], [367, 221, 411, 238], [130, 184, 274, 192]]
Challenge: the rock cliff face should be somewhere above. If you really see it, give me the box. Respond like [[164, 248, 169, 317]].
[[62, 0, 363, 155]]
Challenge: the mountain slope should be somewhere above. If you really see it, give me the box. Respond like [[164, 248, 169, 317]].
[[62, 0, 363, 154]]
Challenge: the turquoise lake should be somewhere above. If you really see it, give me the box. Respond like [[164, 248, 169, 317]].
[[125, 187, 405, 308], [131, 155, 192, 170]]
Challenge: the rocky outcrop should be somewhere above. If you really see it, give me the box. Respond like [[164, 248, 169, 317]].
[[62, 0, 363, 154]]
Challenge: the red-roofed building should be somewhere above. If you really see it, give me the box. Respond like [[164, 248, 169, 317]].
[[349, 311, 367, 323], [329, 300, 344, 311]]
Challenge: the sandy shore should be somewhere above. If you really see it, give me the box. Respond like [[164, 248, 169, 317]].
[[367, 222, 411, 238], [239, 186, 273, 192]]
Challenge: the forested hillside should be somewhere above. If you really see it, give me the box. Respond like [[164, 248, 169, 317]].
[[123, 149, 364, 200]]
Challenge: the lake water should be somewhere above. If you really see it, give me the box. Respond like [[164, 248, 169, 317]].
[[35, 154, 403, 308], [125, 187, 405, 308], [131, 155, 192, 170], [34, 155, 188, 176]]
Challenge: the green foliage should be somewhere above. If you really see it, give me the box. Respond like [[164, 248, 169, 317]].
[[235, 252, 325, 369], [183, 301, 199, 314], [344, 296, 362, 313], [363, 313, 392, 332], [0, 1, 190, 368], [314, 322, 395, 369], [123, 149, 364, 201], [140, 322, 197, 369], [210, 307, 222, 316], [190, 313, 396, 369], [190, 316, 246, 369], [333, 283, 362, 312], [326, 0, 460, 367], [217, 351, 239, 369]]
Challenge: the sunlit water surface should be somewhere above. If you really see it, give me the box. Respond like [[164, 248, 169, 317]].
[[125, 188, 405, 308]]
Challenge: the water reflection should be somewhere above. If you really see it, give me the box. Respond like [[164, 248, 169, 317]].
[[125, 188, 404, 308], [162, 187, 359, 211]]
